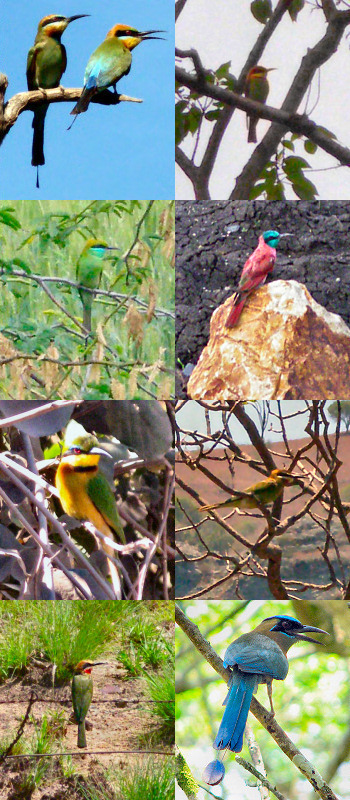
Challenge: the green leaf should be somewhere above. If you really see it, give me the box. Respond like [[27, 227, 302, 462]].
[[250, 0, 272, 23], [283, 155, 311, 180], [215, 62, 231, 79], [304, 139, 317, 155], [291, 176, 318, 200], [288, 0, 305, 21]]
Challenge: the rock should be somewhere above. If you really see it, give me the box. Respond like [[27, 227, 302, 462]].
[[187, 280, 350, 401]]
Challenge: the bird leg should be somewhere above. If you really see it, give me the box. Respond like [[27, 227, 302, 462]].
[[266, 679, 275, 716]]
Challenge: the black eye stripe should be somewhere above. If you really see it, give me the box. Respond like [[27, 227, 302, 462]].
[[43, 16, 66, 26]]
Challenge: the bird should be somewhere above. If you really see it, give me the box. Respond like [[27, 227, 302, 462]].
[[244, 65, 275, 143], [199, 469, 302, 513], [26, 13, 89, 187], [69, 24, 164, 123], [203, 615, 327, 785], [225, 229, 291, 328], [76, 238, 119, 333], [71, 660, 106, 748], [55, 419, 126, 596]]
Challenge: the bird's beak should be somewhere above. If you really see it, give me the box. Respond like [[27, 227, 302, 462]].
[[105, 246, 120, 251], [139, 29, 166, 40], [67, 14, 90, 23], [296, 625, 329, 644], [90, 446, 113, 459], [279, 233, 293, 237], [266, 68, 277, 72]]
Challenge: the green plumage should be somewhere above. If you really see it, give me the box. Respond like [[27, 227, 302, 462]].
[[87, 472, 126, 543], [72, 672, 93, 748], [76, 239, 111, 332]]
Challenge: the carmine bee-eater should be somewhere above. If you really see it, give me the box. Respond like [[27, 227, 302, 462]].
[[26, 13, 89, 187], [70, 24, 165, 123], [225, 229, 291, 328], [55, 420, 126, 597], [199, 469, 303, 513], [245, 65, 275, 143], [72, 660, 106, 748], [76, 238, 120, 333]]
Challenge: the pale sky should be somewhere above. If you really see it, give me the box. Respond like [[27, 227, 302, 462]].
[[176, 0, 350, 199]]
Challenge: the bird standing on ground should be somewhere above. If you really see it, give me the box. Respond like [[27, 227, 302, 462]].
[[76, 238, 119, 332], [225, 230, 291, 328], [70, 24, 164, 122], [245, 65, 275, 143], [72, 660, 106, 747], [26, 13, 89, 187], [203, 615, 327, 785], [55, 420, 126, 597], [199, 469, 302, 512]]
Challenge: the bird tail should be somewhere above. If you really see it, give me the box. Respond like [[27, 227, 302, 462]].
[[71, 83, 97, 116], [82, 300, 92, 333], [199, 498, 239, 512], [77, 720, 87, 748], [213, 669, 256, 752], [31, 104, 48, 167], [226, 295, 248, 328], [247, 115, 257, 143]]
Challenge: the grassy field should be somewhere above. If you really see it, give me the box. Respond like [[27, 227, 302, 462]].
[[0, 600, 174, 800], [0, 201, 174, 399]]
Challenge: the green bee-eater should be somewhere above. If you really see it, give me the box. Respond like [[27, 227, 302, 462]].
[[55, 420, 126, 597], [72, 660, 106, 748], [244, 65, 275, 143], [76, 238, 119, 333], [26, 13, 89, 187], [200, 469, 303, 512]]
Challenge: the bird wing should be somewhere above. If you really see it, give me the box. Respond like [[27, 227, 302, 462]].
[[84, 39, 132, 90], [86, 473, 125, 543], [224, 635, 288, 680], [26, 45, 39, 89], [238, 251, 275, 293]]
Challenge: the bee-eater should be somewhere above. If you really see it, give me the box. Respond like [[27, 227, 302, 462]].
[[245, 65, 275, 143], [225, 230, 291, 328], [26, 14, 89, 187], [76, 238, 119, 332], [55, 420, 126, 596], [70, 24, 164, 121], [72, 660, 106, 748], [199, 469, 302, 512]]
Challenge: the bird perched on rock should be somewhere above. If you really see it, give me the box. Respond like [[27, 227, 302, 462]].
[[245, 65, 275, 143], [26, 13, 89, 187], [225, 230, 291, 328], [70, 24, 164, 123], [199, 469, 302, 512], [203, 615, 327, 785], [72, 660, 106, 747]]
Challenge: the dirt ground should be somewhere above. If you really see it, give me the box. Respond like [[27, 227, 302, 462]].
[[0, 660, 166, 800], [175, 200, 350, 389]]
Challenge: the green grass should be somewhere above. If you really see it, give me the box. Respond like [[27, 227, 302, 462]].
[[112, 758, 174, 800], [0, 200, 174, 399]]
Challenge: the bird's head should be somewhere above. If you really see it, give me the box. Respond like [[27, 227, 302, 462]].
[[74, 660, 107, 674], [246, 65, 276, 82], [81, 238, 119, 259], [262, 230, 293, 248], [60, 420, 112, 466], [258, 615, 328, 648], [270, 469, 304, 487], [37, 14, 89, 38], [106, 24, 165, 51]]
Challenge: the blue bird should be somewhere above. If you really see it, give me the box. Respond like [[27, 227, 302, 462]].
[[203, 615, 327, 785], [70, 24, 164, 123]]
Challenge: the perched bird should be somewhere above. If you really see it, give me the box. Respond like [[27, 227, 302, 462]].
[[245, 65, 275, 143], [26, 13, 89, 187], [72, 660, 106, 747], [70, 24, 164, 122], [199, 469, 302, 513], [55, 420, 126, 596], [225, 229, 291, 328], [76, 238, 119, 332], [203, 615, 327, 785]]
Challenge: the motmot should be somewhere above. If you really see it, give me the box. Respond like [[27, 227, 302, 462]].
[[226, 230, 292, 328], [200, 469, 303, 513], [55, 420, 126, 597], [70, 24, 164, 122], [72, 660, 106, 747], [76, 238, 119, 332], [27, 14, 89, 187], [203, 615, 327, 785]]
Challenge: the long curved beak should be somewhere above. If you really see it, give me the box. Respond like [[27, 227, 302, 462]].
[[139, 29, 166, 40], [297, 625, 329, 644], [90, 446, 113, 459], [67, 14, 90, 24]]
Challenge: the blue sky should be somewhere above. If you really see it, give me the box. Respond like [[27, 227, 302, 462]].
[[1, 0, 174, 200]]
